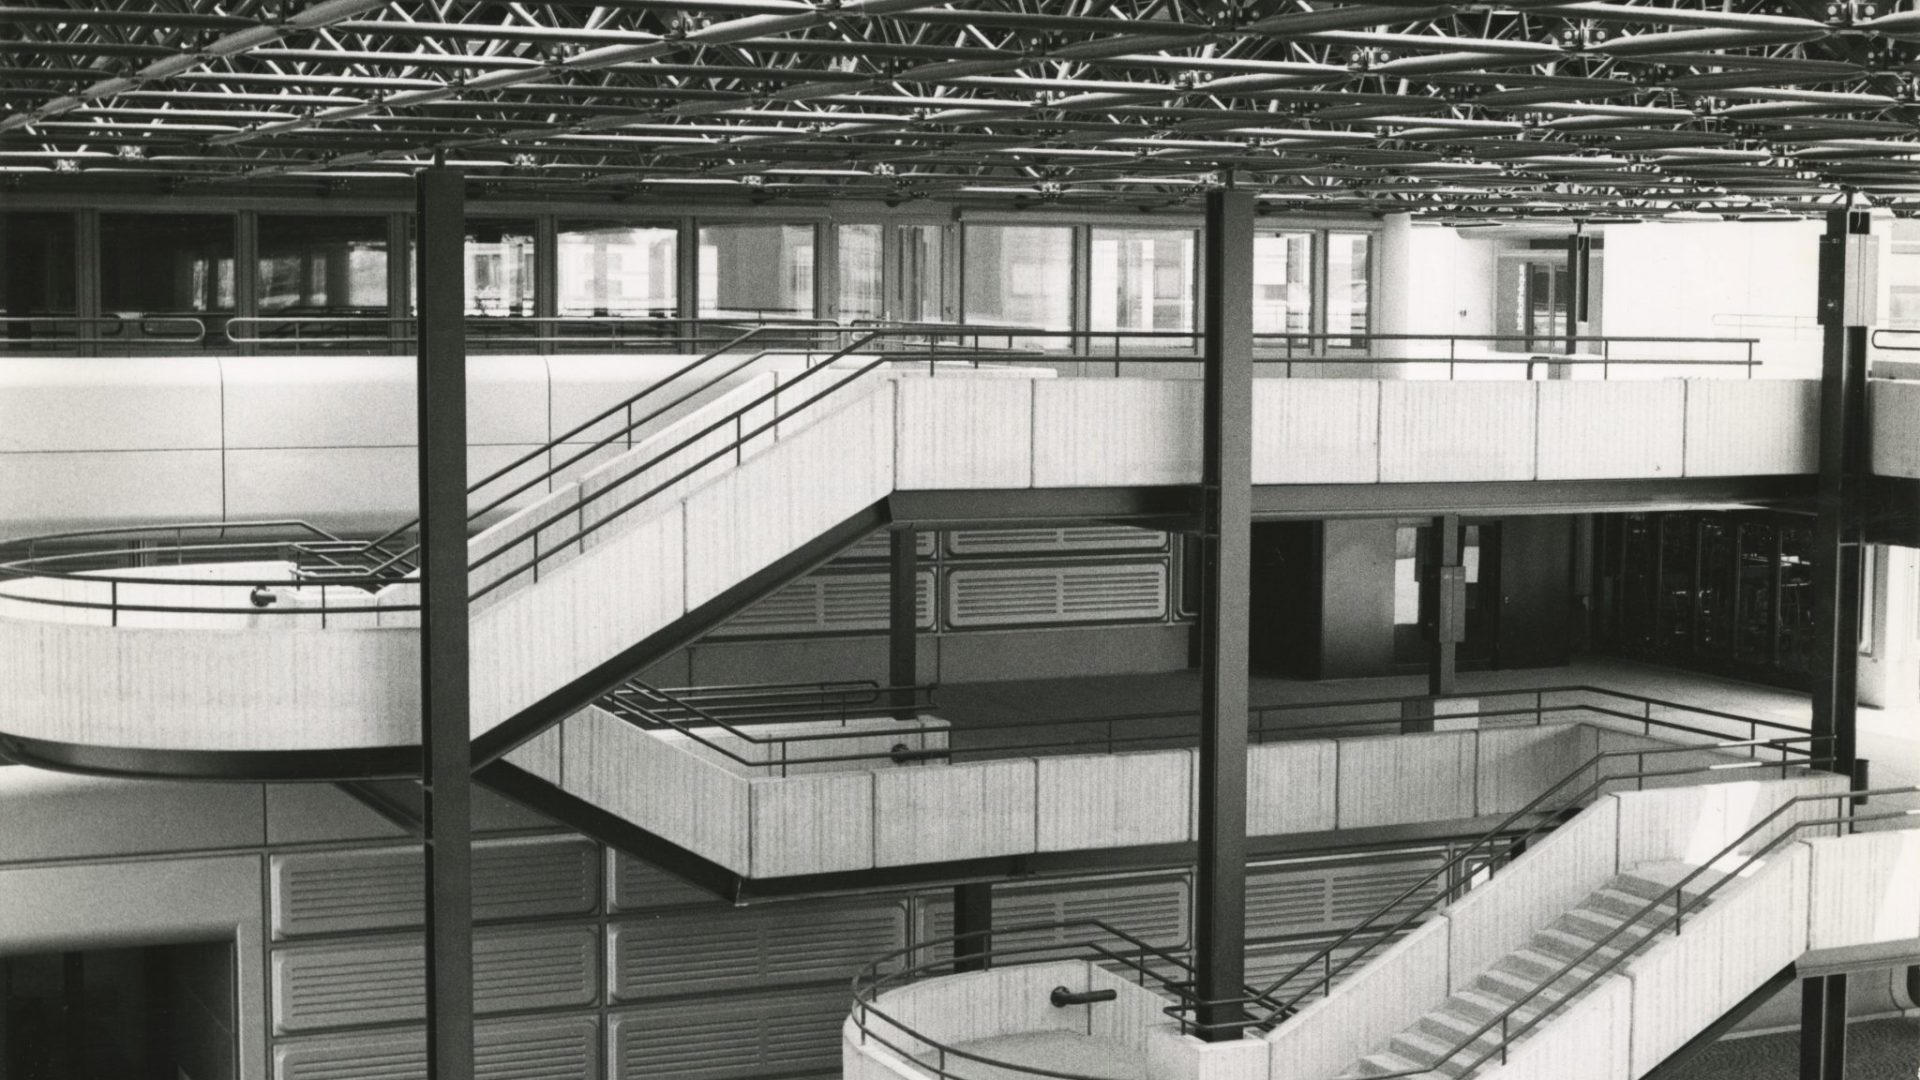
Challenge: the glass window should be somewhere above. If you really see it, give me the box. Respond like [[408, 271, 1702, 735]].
[[898, 225, 945, 325], [557, 221, 677, 317], [99, 213, 235, 346], [257, 214, 388, 314], [0, 212, 76, 351], [1089, 228, 1194, 339], [962, 224, 1072, 348], [698, 223, 815, 318], [1326, 231, 1372, 347], [462, 219, 536, 318], [1253, 231, 1313, 338], [836, 223, 883, 323]]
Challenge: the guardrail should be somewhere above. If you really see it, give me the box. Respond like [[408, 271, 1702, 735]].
[[0, 314, 207, 350]]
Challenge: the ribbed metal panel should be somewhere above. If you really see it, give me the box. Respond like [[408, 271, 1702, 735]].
[[944, 563, 1167, 627], [271, 836, 601, 939], [710, 570, 934, 637], [1243, 933, 1402, 997], [917, 875, 1188, 962], [271, 924, 600, 1033], [609, 987, 846, 1080], [840, 531, 936, 560], [609, 899, 907, 1000], [1244, 853, 1446, 939], [608, 852, 725, 912], [274, 1015, 599, 1080], [946, 526, 1166, 556]]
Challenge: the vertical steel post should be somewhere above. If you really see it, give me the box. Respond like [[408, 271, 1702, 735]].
[[889, 526, 918, 718], [1799, 973, 1848, 1080], [416, 166, 474, 1080], [952, 882, 992, 973], [1406, 515, 1464, 732], [1195, 188, 1254, 1042], [1812, 208, 1870, 780]]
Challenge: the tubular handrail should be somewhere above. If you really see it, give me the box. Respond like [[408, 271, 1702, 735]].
[[1182, 734, 1831, 1033], [1361, 788, 1920, 1080], [0, 314, 207, 345]]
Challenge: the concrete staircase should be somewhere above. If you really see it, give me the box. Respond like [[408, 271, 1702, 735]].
[[1338, 861, 1726, 1080]]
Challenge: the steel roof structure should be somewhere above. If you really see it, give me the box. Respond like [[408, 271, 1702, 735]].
[[8, 0, 1920, 217]]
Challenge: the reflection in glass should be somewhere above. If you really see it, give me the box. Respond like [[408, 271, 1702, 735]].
[[1658, 515, 1696, 653], [1696, 520, 1736, 658], [898, 225, 944, 324], [100, 213, 236, 345], [1253, 232, 1313, 338], [837, 224, 883, 323], [1777, 525, 1816, 675], [1735, 522, 1777, 667], [0, 212, 76, 350], [257, 214, 388, 314], [557, 221, 677, 317], [1618, 514, 1657, 653], [962, 225, 1072, 348], [1089, 228, 1193, 340], [463, 219, 536, 317], [698, 223, 815, 318], [1326, 231, 1371, 346]]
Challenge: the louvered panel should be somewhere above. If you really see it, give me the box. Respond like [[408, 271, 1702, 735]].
[[610, 899, 907, 1000], [839, 531, 936, 560], [274, 1015, 599, 1080], [917, 876, 1187, 964], [1244, 853, 1448, 940], [1242, 933, 1412, 999], [946, 526, 1167, 555], [609, 987, 846, 1080], [945, 563, 1167, 627], [711, 570, 934, 636], [271, 837, 601, 939], [271, 925, 600, 1034], [609, 852, 725, 911]]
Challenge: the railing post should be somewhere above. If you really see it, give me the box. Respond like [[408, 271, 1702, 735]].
[[416, 165, 475, 1080]]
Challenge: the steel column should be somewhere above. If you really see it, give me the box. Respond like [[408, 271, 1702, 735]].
[[416, 166, 474, 1080], [889, 526, 918, 718], [1194, 187, 1254, 1042], [1812, 208, 1871, 780], [1799, 973, 1847, 1080], [1406, 514, 1464, 732], [952, 882, 992, 973]]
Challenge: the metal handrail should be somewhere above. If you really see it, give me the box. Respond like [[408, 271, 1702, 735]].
[[1359, 788, 1920, 1080], [1172, 734, 1831, 1034], [0, 314, 207, 346]]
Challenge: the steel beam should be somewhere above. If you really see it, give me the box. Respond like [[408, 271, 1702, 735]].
[[889, 526, 918, 719], [952, 882, 992, 973], [1811, 207, 1871, 780], [1194, 187, 1254, 1042], [1799, 973, 1848, 1080], [416, 165, 474, 1080]]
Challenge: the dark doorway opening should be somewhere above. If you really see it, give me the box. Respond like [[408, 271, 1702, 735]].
[[1, 941, 235, 1080]]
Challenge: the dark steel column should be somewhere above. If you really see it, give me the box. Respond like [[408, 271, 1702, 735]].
[[1799, 973, 1847, 1080], [1405, 515, 1464, 733], [889, 527, 918, 718], [1195, 188, 1254, 1042], [416, 166, 474, 1080], [1812, 208, 1870, 780], [952, 882, 991, 973]]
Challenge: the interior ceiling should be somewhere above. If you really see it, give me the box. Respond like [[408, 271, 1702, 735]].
[[9, 1, 1920, 219]]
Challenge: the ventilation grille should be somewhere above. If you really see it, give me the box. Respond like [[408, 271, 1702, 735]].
[[609, 988, 846, 1080], [1244, 853, 1447, 939], [1243, 932, 1412, 997], [712, 570, 934, 637], [917, 876, 1187, 964], [839, 531, 935, 560], [274, 1016, 599, 1080], [610, 900, 906, 1000], [609, 853, 724, 912], [945, 563, 1167, 627], [271, 837, 601, 938], [271, 925, 599, 1033], [946, 526, 1166, 556]]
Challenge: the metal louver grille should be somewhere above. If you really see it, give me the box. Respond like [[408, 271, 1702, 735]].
[[274, 1016, 599, 1080], [610, 900, 907, 1000], [946, 526, 1167, 556], [609, 852, 724, 911], [270, 837, 600, 938], [610, 988, 846, 1080], [840, 531, 936, 560], [1245, 854, 1447, 940], [712, 570, 934, 636], [271, 925, 600, 1033], [918, 876, 1188, 963], [945, 563, 1167, 627]]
